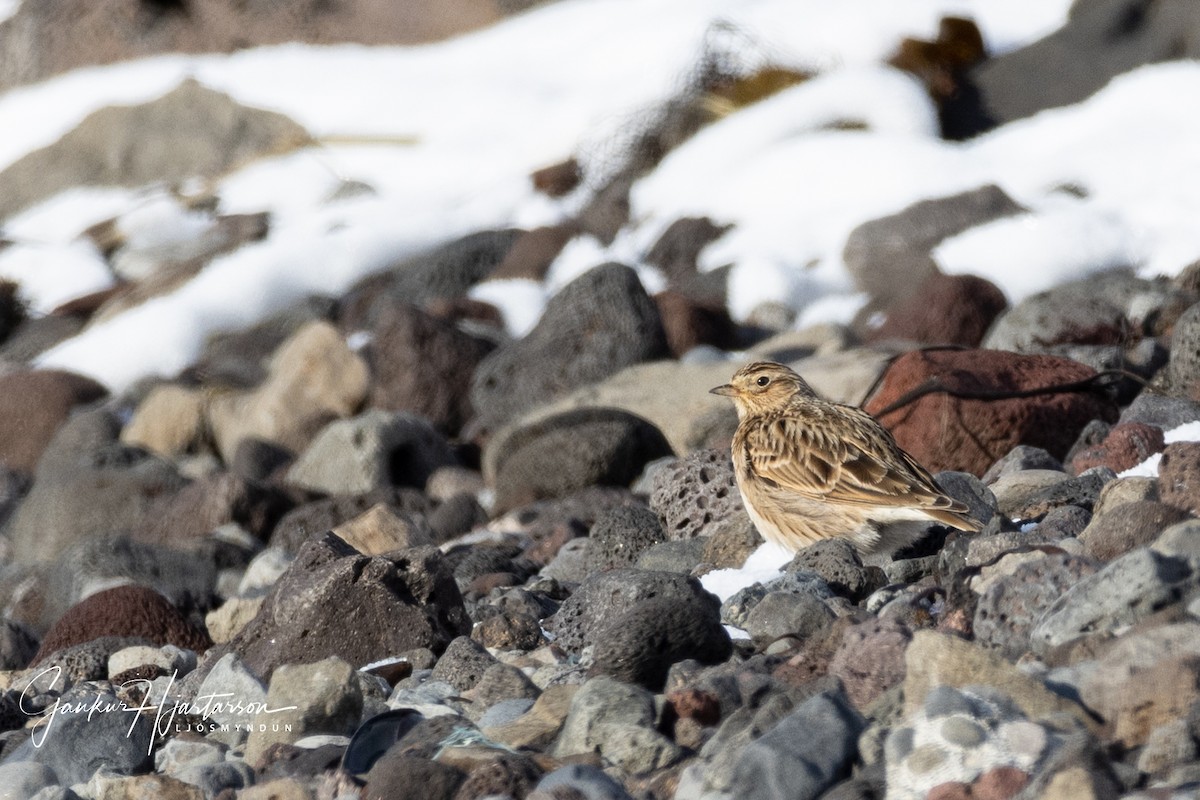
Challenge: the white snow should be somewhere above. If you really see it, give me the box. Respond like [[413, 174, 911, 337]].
[[0, 0, 19, 25], [1119, 422, 1200, 479], [700, 540, 793, 603], [0, 0, 1187, 392]]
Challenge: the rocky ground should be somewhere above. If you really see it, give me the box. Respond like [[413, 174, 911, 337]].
[[2, 2, 1200, 800]]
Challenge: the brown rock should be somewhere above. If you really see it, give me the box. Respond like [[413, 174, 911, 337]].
[[866, 273, 1007, 347], [136, 471, 292, 546], [0, 0, 504, 92], [530, 159, 581, 198], [1158, 441, 1200, 515], [1078, 500, 1191, 561], [972, 766, 1030, 800], [1070, 422, 1165, 475], [120, 384, 206, 459], [488, 225, 577, 281], [207, 320, 369, 461], [864, 349, 1118, 476], [927, 784, 972, 800], [0, 369, 107, 474], [364, 302, 494, 435], [828, 616, 912, 711], [363, 753, 466, 800], [665, 688, 721, 726], [644, 217, 732, 283], [33, 585, 211, 664], [332, 503, 432, 555], [653, 290, 737, 356]]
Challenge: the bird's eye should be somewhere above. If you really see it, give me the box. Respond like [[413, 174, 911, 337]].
[[756, 376, 770, 386]]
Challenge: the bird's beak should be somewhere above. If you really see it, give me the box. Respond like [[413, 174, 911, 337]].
[[709, 384, 737, 397]]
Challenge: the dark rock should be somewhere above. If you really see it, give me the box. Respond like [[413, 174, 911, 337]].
[[933, 471, 999, 528], [0, 279, 23, 344], [535, 763, 634, 800], [430, 636, 499, 692], [590, 594, 731, 691], [135, 471, 292, 546], [469, 263, 668, 435], [584, 503, 666, 573], [33, 585, 211, 665], [954, 0, 1200, 130], [488, 408, 672, 515], [843, 185, 1024, 307], [471, 609, 544, 651], [983, 278, 1132, 353], [744, 590, 835, 649], [0, 464, 27, 533], [544, 569, 721, 657], [649, 450, 745, 540], [0, 313, 85, 362], [1069, 422, 1165, 474], [644, 217, 732, 284], [1119, 392, 1200, 428], [343, 230, 521, 323], [362, 752, 466, 800], [360, 302, 495, 435], [1159, 442, 1200, 515], [0, 619, 37, 670], [653, 290, 737, 356], [731, 689, 866, 800], [215, 535, 470, 680], [785, 540, 877, 603], [192, 296, 336, 388], [428, 494, 487, 545], [230, 438, 295, 482], [866, 273, 1007, 347], [864, 349, 1118, 476], [701, 511, 763, 568], [980, 445, 1063, 485], [530, 159, 582, 198], [635, 538, 707, 574], [453, 752, 543, 799], [1034, 504, 1094, 539], [488, 224, 577, 281], [973, 552, 1101, 661], [0, 369, 107, 475], [269, 487, 430, 554], [1007, 468, 1114, 519]]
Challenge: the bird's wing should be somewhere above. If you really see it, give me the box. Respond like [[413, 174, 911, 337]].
[[743, 404, 967, 513]]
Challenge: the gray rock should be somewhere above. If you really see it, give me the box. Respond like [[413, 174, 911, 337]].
[[744, 590, 835, 649], [731, 689, 866, 800], [982, 273, 1134, 353], [173, 761, 254, 797], [477, 698, 535, 730], [552, 676, 654, 757], [544, 569, 720, 656], [633, 538, 707, 574], [196, 295, 335, 389], [0, 763, 59, 799], [0, 619, 37, 670], [154, 737, 225, 775], [1078, 500, 1191, 561], [8, 688, 153, 786], [535, 763, 634, 800], [1031, 548, 1198, 655], [464, 664, 539, 722], [470, 263, 668, 435], [1171, 302, 1200, 395], [286, 410, 456, 494], [430, 636, 498, 693], [843, 185, 1024, 306], [980, 445, 1063, 485], [191, 652, 268, 745], [244, 656, 364, 765], [785, 539, 879, 603], [933, 471, 999, 527], [649, 449, 745, 541], [585, 503, 666, 573], [1119, 392, 1200, 428], [487, 407, 673, 515], [974, 552, 1101, 661]]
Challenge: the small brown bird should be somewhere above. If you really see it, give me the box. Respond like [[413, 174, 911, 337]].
[[710, 360, 980, 555]]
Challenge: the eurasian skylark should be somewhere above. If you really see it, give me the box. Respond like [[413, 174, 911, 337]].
[[710, 360, 980, 555]]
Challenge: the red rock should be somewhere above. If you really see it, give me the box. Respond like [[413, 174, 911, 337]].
[[863, 349, 1118, 476], [488, 225, 577, 281], [33, 585, 212, 663], [653, 290, 737, 356], [867, 273, 1008, 347], [666, 688, 721, 726], [972, 766, 1030, 800], [0, 369, 107, 474], [928, 782, 973, 800], [1158, 442, 1200, 515], [530, 158, 582, 198], [1070, 422, 1165, 474]]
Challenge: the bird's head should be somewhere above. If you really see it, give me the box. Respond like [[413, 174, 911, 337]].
[[709, 360, 817, 417]]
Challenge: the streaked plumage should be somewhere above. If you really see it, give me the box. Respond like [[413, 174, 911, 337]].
[[710, 360, 980, 554]]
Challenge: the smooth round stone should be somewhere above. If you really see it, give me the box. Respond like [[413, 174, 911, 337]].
[[924, 685, 975, 718], [941, 716, 986, 748], [907, 744, 948, 775], [998, 720, 1048, 761], [885, 727, 915, 762]]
